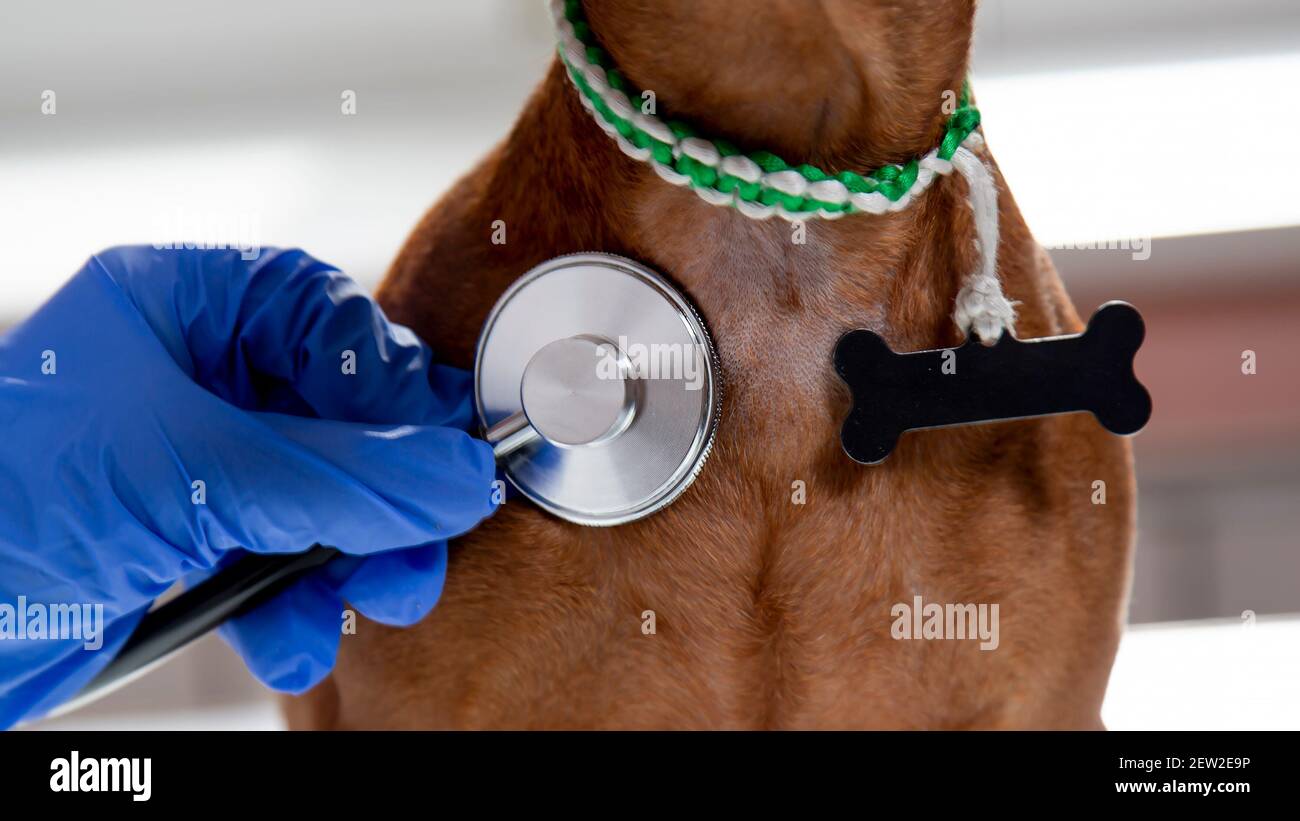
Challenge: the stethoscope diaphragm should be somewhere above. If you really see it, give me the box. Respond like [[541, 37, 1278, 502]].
[[474, 253, 721, 526]]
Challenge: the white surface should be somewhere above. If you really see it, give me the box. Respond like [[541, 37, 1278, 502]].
[[34, 700, 284, 732], [0, 0, 553, 322], [1104, 616, 1300, 730], [976, 51, 1300, 247], [0, 123, 505, 314]]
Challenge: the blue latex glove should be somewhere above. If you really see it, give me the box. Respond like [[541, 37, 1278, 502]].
[[0, 246, 498, 727]]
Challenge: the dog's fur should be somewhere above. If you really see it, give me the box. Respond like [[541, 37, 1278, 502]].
[[285, 0, 1136, 729]]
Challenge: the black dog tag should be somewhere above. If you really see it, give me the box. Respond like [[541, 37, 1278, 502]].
[[834, 301, 1152, 464]]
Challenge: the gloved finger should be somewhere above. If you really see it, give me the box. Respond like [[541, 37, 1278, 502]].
[[109, 384, 493, 566], [331, 542, 448, 627], [209, 543, 445, 692], [120, 388, 497, 562], [90, 246, 474, 429], [229, 250, 475, 428], [239, 411, 497, 553], [215, 570, 341, 694]]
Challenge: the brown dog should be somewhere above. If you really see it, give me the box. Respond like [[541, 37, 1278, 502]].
[[285, 0, 1135, 729]]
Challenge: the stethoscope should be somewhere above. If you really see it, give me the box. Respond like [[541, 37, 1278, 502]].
[[53, 253, 721, 716]]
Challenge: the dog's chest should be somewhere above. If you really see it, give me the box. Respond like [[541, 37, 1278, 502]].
[[676, 250, 869, 476], [338, 133, 1136, 727]]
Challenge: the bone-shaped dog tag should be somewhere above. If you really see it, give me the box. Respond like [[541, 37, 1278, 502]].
[[834, 301, 1152, 464]]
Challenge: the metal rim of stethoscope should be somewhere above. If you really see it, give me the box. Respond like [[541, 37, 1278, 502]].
[[473, 252, 722, 527]]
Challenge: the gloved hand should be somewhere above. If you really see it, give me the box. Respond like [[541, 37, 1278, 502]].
[[0, 246, 498, 727]]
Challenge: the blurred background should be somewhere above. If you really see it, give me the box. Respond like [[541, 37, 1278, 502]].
[[3, 0, 1297, 729]]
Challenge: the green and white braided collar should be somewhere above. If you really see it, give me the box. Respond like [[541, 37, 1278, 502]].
[[549, 0, 985, 223], [548, 0, 1015, 343]]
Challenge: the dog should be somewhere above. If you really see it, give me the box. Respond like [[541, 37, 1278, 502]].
[[284, 0, 1136, 729]]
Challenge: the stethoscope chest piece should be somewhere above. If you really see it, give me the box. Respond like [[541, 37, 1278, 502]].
[[475, 253, 720, 526]]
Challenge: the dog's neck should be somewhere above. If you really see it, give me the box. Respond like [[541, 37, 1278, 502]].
[[504, 0, 979, 235], [577, 0, 975, 172], [384, 1, 1047, 470], [488, 0, 1015, 361]]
